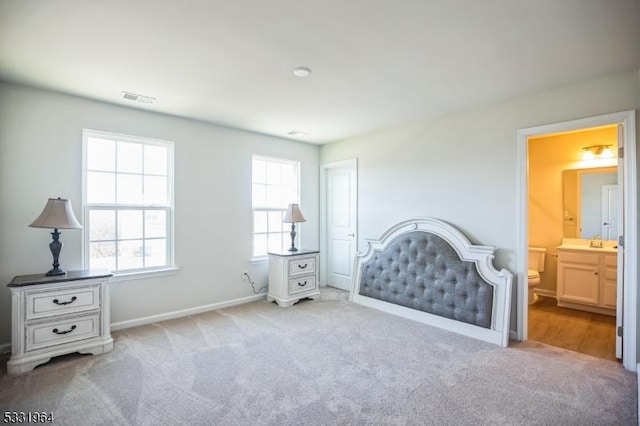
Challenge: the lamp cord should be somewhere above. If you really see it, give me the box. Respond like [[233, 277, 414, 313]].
[[244, 272, 268, 294]]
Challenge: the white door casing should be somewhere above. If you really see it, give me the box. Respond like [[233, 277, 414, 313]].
[[320, 159, 358, 292], [615, 124, 624, 359]]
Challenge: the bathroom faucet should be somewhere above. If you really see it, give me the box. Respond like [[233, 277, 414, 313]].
[[590, 234, 603, 248]]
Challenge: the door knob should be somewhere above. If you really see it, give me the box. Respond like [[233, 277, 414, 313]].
[[347, 233, 355, 237]]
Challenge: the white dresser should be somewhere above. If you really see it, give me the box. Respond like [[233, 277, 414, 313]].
[[267, 249, 320, 307], [7, 270, 113, 374]]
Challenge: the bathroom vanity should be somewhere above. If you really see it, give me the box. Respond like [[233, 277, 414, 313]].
[[556, 239, 617, 316]]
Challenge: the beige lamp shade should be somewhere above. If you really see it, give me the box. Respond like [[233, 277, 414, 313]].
[[30, 198, 82, 229], [283, 203, 306, 223]]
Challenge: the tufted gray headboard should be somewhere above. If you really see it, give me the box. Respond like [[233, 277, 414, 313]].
[[351, 218, 513, 347], [359, 231, 494, 328]]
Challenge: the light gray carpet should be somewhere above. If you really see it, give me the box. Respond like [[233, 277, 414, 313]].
[[1, 290, 636, 425]]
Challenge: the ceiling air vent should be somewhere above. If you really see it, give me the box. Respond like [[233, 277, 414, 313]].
[[287, 130, 309, 136], [122, 91, 156, 104]]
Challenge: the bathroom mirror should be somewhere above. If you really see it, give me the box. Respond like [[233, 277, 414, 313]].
[[562, 166, 617, 240]]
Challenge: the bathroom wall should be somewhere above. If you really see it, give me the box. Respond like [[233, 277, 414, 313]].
[[528, 125, 618, 294]]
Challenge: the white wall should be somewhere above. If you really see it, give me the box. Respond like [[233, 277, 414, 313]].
[[320, 70, 640, 337], [0, 82, 320, 345]]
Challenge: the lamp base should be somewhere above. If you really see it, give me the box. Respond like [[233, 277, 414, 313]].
[[288, 223, 298, 251], [46, 229, 66, 277], [46, 268, 66, 277]]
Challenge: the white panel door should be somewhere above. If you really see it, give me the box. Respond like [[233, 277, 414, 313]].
[[601, 184, 618, 240], [326, 164, 357, 291]]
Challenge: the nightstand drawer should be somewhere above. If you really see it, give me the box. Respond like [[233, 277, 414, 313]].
[[288, 257, 316, 276], [288, 274, 317, 295], [26, 285, 101, 320], [26, 314, 100, 352]]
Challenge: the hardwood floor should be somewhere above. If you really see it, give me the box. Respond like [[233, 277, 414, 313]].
[[528, 296, 618, 362]]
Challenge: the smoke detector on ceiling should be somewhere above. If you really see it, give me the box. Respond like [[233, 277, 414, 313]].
[[292, 67, 311, 77], [122, 91, 156, 104]]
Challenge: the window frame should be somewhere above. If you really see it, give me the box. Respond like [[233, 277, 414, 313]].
[[251, 155, 301, 261], [82, 129, 176, 280]]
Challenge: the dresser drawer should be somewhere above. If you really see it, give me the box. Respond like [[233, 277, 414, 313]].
[[26, 285, 101, 320], [288, 256, 316, 276], [25, 314, 100, 352], [288, 274, 317, 295]]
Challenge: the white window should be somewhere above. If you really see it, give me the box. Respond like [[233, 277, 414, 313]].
[[82, 130, 174, 275], [252, 156, 300, 258]]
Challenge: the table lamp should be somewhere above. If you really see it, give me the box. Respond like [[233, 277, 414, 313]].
[[283, 203, 306, 252], [30, 197, 83, 276]]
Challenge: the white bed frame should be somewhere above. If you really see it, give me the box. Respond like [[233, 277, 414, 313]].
[[350, 218, 513, 347]]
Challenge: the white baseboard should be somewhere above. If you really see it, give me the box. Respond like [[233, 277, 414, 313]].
[[0, 294, 267, 356], [111, 293, 267, 331], [533, 288, 557, 298]]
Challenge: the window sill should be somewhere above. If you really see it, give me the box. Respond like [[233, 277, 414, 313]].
[[250, 257, 268, 265], [111, 267, 179, 283]]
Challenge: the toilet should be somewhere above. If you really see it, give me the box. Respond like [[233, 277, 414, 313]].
[[528, 247, 546, 305]]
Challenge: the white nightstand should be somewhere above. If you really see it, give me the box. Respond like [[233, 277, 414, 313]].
[[7, 270, 113, 374], [267, 249, 320, 307]]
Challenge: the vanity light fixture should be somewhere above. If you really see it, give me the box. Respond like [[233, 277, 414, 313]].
[[582, 145, 614, 160]]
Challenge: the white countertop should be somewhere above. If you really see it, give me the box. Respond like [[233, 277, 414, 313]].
[[557, 238, 618, 253]]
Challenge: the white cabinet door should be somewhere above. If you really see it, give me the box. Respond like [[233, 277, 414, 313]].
[[557, 262, 600, 305]]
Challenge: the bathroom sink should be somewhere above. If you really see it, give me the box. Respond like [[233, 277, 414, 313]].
[[558, 244, 617, 253], [557, 239, 618, 253]]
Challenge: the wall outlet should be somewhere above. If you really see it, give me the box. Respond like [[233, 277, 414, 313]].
[[242, 271, 249, 281]]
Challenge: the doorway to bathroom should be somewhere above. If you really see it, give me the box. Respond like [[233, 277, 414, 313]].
[[516, 110, 637, 371], [528, 126, 618, 360]]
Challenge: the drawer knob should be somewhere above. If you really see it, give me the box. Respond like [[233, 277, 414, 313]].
[[53, 296, 77, 306], [297, 264, 308, 269], [298, 281, 307, 287], [52, 325, 77, 335]]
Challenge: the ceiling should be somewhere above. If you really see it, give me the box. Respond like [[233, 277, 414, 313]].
[[1, 1, 639, 144]]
